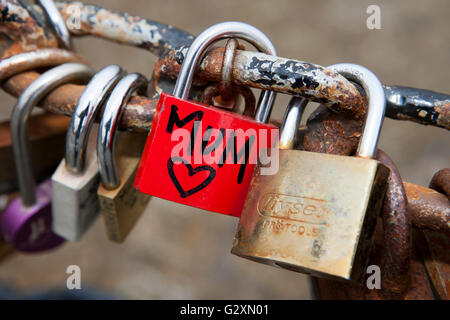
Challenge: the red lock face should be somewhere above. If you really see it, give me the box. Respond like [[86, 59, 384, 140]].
[[134, 93, 278, 217]]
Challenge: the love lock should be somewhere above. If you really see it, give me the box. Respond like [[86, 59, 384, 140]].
[[232, 64, 390, 283], [134, 21, 279, 217]]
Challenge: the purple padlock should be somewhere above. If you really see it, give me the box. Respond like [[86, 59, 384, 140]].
[[0, 63, 94, 252], [0, 179, 63, 252]]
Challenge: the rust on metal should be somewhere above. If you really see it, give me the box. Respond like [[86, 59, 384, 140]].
[[1, 70, 158, 132], [57, 1, 449, 128], [218, 38, 241, 101], [57, 0, 363, 116], [429, 168, 450, 199], [1, 0, 449, 130], [433, 102, 450, 130], [56, 1, 450, 128], [303, 105, 362, 155], [316, 219, 435, 300], [415, 228, 450, 300], [56, 1, 194, 57], [158, 47, 366, 116], [0, 0, 58, 60], [404, 182, 450, 234], [375, 149, 411, 296], [0, 0, 447, 300], [413, 169, 450, 300], [201, 82, 256, 116], [0, 48, 85, 82]]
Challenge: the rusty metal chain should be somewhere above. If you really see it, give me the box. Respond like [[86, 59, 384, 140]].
[[200, 39, 257, 115], [1, 1, 449, 130], [376, 150, 411, 297], [429, 168, 450, 199]]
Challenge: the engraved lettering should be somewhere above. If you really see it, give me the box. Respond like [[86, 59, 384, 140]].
[[257, 192, 330, 225]]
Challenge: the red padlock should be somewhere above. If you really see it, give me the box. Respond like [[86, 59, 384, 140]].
[[135, 22, 279, 217]]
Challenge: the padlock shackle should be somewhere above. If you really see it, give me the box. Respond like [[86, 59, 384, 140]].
[[97, 73, 147, 190], [37, 0, 72, 49], [11, 63, 94, 206], [279, 96, 308, 150], [172, 21, 277, 123], [328, 63, 386, 159], [65, 65, 125, 174]]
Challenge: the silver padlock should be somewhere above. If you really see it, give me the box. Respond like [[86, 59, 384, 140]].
[[51, 65, 125, 241]]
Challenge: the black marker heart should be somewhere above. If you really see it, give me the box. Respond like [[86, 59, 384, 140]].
[[167, 156, 216, 198]]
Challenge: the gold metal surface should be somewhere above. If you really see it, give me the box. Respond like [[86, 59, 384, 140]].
[[231, 149, 389, 282], [97, 132, 151, 243]]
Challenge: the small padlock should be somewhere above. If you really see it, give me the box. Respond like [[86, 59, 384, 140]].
[[231, 63, 390, 283], [0, 63, 94, 252], [51, 65, 125, 241], [97, 73, 151, 243], [134, 21, 279, 217]]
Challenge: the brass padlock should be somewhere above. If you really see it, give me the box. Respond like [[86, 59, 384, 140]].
[[231, 63, 390, 283], [97, 73, 151, 243], [52, 65, 125, 241]]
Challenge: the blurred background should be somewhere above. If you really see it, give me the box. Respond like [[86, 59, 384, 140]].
[[0, 0, 448, 299]]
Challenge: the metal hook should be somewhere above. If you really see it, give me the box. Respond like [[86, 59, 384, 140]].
[[37, 0, 73, 49], [172, 21, 277, 123], [11, 63, 93, 206], [97, 73, 147, 189], [327, 63, 386, 159], [65, 64, 126, 174]]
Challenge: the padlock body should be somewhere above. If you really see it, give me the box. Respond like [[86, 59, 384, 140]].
[[98, 156, 150, 243], [51, 127, 101, 241], [51, 156, 100, 241], [0, 179, 64, 252], [231, 150, 389, 282], [98, 132, 150, 243], [134, 93, 277, 217]]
